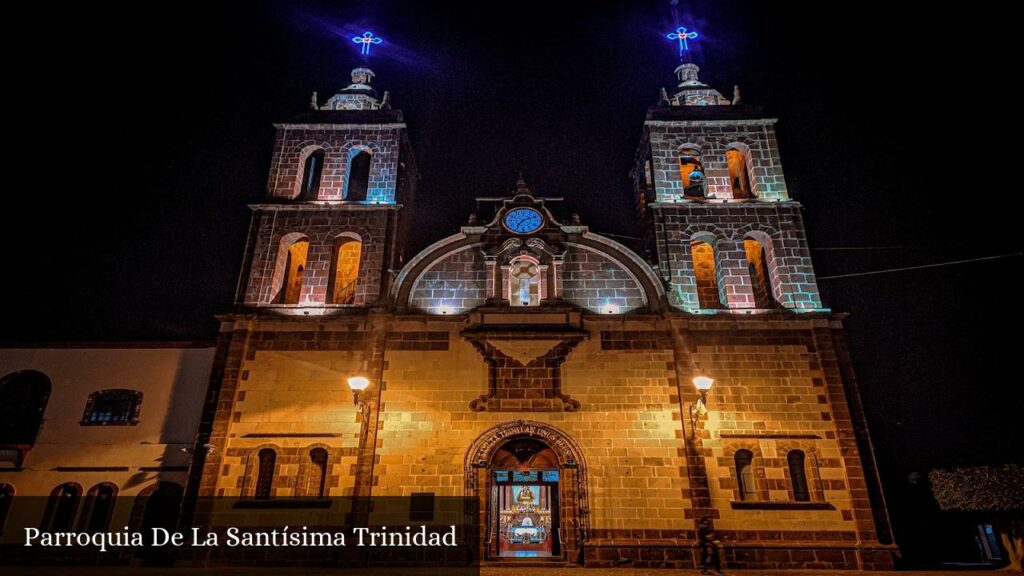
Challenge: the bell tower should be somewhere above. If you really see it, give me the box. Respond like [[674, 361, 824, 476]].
[[235, 65, 418, 313], [632, 61, 823, 313]]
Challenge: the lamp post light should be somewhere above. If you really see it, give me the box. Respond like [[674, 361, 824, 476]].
[[347, 375, 372, 423], [688, 375, 714, 438]]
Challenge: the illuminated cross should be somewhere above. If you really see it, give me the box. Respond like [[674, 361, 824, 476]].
[[667, 26, 698, 58], [352, 31, 383, 56]]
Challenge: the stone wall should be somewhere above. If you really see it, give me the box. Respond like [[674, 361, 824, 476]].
[[652, 203, 823, 312], [266, 124, 403, 203], [240, 206, 397, 307], [408, 246, 488, 314], [646, 119, 789, 202], [562, 245, 648, 313], [193, 313, 893, 569]]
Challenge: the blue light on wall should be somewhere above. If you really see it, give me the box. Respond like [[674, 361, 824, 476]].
[[352, 31, 383, 55], [666, 26, 698, 59]]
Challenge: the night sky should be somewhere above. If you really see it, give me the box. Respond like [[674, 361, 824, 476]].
[[4, 0, 1022, 562]]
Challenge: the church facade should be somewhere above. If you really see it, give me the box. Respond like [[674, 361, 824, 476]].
[[0, 59, 897, 570], [187, 60, 896, 569]]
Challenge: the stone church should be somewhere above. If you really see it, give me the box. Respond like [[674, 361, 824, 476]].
[[0, 57, 896, 569]]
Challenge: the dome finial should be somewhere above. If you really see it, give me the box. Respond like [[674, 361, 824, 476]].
[[514, 173, 531, 195]]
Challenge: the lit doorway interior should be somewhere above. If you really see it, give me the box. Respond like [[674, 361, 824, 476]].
[[494, 469, 560, 558]]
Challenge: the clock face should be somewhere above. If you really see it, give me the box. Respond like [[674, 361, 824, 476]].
[[503, 208, 544, 234]]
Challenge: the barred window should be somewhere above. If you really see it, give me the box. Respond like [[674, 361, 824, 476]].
[[81, 390, 142, 426]]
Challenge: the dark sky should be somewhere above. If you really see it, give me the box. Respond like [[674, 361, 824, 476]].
[[4, 0, 1022, 560]]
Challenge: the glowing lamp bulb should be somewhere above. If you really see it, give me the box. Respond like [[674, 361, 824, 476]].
[[347, 376, 370, 392], [692, 375, 714, 392], [602, 303, 620, 315], [438, 305, 453, 315]]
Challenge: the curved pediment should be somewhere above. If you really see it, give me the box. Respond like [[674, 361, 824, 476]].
[[391, 198, 665, 314]]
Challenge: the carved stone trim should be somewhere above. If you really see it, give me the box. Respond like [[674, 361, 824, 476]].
[[464, 421, 590, 564], [463, 333, 584, 412]]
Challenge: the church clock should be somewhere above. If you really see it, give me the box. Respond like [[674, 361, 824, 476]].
[[503, 208, 544, 234]]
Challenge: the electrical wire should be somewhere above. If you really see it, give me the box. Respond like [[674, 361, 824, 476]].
[[817, 253, 1023, 280]]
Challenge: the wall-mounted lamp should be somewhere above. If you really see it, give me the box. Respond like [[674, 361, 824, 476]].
[[347, 375, 372, 422], [688, 375, 714, 438]]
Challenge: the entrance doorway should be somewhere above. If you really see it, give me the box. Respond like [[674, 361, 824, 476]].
[[466, 421, 589, 564], [490, 437, 561, 558]]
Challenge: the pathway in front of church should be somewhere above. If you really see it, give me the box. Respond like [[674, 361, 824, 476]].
[[0, 568, 993, 576]]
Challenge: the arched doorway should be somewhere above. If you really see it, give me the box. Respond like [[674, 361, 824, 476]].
[[465, 421, 588, 564], [130, 482, 184, 566]]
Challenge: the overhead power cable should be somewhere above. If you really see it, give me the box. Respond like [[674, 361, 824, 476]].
[[817, 253, 1023, 280]]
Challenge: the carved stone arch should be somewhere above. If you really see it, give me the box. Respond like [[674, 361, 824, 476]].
[[673, 140, 710, 154], [324, 225, 373, 248], [729, 222, 779, 241], [338, 140, 383, 157], [339, 141, 383, 201], [296, 443, 335, 498], [333, 231, 363, 243], [465, 420, 590, 564], [682, 223, 727, 242], [733, 224, 786, 307], [241, 443, 281, 499], [719, 134, 755, 147], [465, 420, 588, 471], [777, 441, 825, 502], [267, 232, 310, 303], [727, 443, 770, 502]]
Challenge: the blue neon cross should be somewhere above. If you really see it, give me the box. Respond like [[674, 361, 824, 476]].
[[667, 26, 698, 58], [352, 31, 383, 55]]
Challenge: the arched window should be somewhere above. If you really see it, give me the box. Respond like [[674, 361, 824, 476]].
[[278, 239, 310, 304], [509, 259, 540, 307], [44, 483, 82, 531], [0, 484, 13, 534], [691, 239, 723, 309], [678, 148, 705, 198], [735, 450, 757, 501], [80, 483, 117, 532], [329, 238, 362, 304], [726, 147, 753, 199], [0, 370, 51, 446], [744, 238, 778, 309], [344, 150, 372, 201], [308, 448, 328, 498], [254, 448, 276, 500], [788, 450, 811, 502], [299, 149, 325, 200], [81, 389, 143, 425]]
